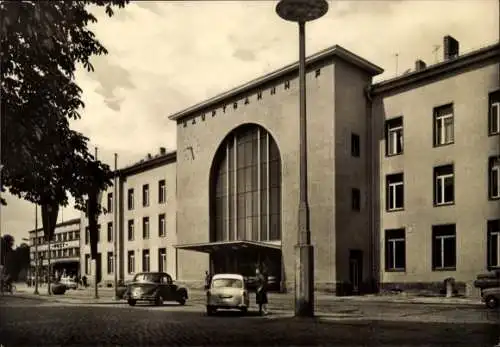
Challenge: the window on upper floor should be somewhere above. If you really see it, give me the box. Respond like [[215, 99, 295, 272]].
[[107, 192, 113, 214], [351, 133, 360, 157], [489, 156, 500, 200], [158, 214, 166, 237], [85, 227, 89, 245], [142, 184, 149, 207], [158, 180, 166, 204], [385, 116, 403, 156], [351, 188, 361, 211], [127, 189, 134, 210], [433, 104, 454, 147], [386, 173, 404, 211], [127, 219, 134, 241], [489, 90, 500, 135], [107, 222, 113, 243], [385, 228, 406, 271], [142, 217, 150, 239], [434, 164, 454, 206], [432, 224, 456, 271], [487, 220, 500, 270]]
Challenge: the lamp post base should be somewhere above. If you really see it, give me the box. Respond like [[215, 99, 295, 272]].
[[294, 243, 314, 317]]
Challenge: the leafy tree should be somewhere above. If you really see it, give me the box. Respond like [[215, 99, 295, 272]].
[[1, 234, 15, 270], [0, 0, 128, 213]]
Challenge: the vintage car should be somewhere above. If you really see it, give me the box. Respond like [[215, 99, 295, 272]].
[[59, 277, 78, 290], [206, 273, 250, 316], [481, 287, 500, 309], [123, 272, 188, 307], [473, 270, 500, 291]]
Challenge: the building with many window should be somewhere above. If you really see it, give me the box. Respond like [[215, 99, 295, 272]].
[[372, 36, 500, 293], [29, 218, 81, 280], [80, 150, 176, 286], [79, 35, 499, 295]]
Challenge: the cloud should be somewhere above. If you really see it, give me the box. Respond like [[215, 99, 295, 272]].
[[3, 0, 498, 245]]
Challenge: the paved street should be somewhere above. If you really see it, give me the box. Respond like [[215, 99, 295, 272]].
[[1, 295, 499, 346]]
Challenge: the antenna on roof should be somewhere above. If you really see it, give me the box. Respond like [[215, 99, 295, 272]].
[[394, 53, 399, 76], [432, 45, 440, 63]]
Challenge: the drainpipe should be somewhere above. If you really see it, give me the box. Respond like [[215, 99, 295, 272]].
[[364, 85, 377, 293]]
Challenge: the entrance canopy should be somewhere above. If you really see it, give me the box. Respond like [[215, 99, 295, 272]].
[[175, 240, 281, 253]]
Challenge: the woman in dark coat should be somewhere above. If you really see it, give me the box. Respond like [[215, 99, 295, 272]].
[[255, 268, 268, 315]]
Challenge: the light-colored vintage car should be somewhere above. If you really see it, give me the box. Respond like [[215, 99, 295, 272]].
[[59, 277, 78, 290], [206, 273, 250, 316], [481, 287, 500, 309]]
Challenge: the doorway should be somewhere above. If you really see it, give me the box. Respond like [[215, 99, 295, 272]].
[[349, 249, 363, 295]]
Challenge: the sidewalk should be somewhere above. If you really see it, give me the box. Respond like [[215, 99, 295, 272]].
[[12, 283, 482, 306]]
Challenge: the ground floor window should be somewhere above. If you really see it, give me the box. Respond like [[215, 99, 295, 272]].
[[432, 224, 456, 270], [487, 220, 500, 269], [385, 228, 406, 271]]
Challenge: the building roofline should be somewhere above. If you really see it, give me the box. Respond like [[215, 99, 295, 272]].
[[116, 151, 176, 177], [168, 45, 384, 122], [28, 217, 81, 234], [371, 42, 500, 95]]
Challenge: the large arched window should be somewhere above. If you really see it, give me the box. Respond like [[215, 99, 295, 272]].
[[210, 124, 281, 242]]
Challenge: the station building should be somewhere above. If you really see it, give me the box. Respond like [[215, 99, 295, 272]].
[[79, 35, 500, 295]]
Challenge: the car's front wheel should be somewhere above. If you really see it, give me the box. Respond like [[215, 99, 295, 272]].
[[154, 295, 164, 306], [485, 296, 499, 309], [206, 306, 216, 316], [240, 307, 248, 315], [128, 299, 137, 306]]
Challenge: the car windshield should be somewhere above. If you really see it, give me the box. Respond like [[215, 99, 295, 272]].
[[133, 273, 161, 283], [212, 278, 243, 288]]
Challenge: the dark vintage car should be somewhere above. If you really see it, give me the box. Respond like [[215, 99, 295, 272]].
[[473, 270, 500, 290], [123, 272, 188, 306]]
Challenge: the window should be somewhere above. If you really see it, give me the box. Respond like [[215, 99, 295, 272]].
[[158, 180, 166, 204], [434, 164, 454, 205], [487, 220, 500, 270], [107, 192, 113, 213], [385, 116, 403, 156], [127, 188, 134, 210], [489, 90, 500, 135], [85, 227, 89, 245], [489, 156, 500, 199], [127, 219, 135, 241], [142, 249, 150, 272], [142, 217, 150, 239], [351, 188, 361, 211], [75, 231, 80, 240], [107, 222, 113, 243], [385, 229, 406, 271], [432, 224, 456, 270], [75, 248, 80, 256], [158, 248, 167, 272], [63, 233, 67, 241], [107, 252, 114, 274], [433, 104, 454, 146], [386, 173, 404, 211], [351, 133, 360, 157], [158, 214, 166, 237], [85, 254, 90, 275], [142, 184, 149, 207], [211, 124, 281, 242], [127, 251, 135, 274]]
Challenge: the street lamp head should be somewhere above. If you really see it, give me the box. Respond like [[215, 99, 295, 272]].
[[276, 0, 329, 23]]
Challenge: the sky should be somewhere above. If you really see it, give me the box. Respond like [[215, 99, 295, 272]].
[[2, 0, 498, 246]]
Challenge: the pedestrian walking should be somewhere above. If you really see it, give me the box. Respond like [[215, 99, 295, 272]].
[[204, 270, 212, 290], [255, 267, 268, 315]]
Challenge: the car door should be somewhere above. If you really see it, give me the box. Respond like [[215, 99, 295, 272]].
[[164, 274, 176, 300], [159, 275, 170, 299]]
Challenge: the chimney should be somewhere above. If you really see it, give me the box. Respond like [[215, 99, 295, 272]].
[[443, 35, 459, 60], [415, 59, 427, 71], [147, 153, 152, 159], [159, 147, 166, 155]]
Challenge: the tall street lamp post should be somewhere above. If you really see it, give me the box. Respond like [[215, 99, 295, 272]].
[[276, 0, 328, 317], [34, 205, 39, 295]]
